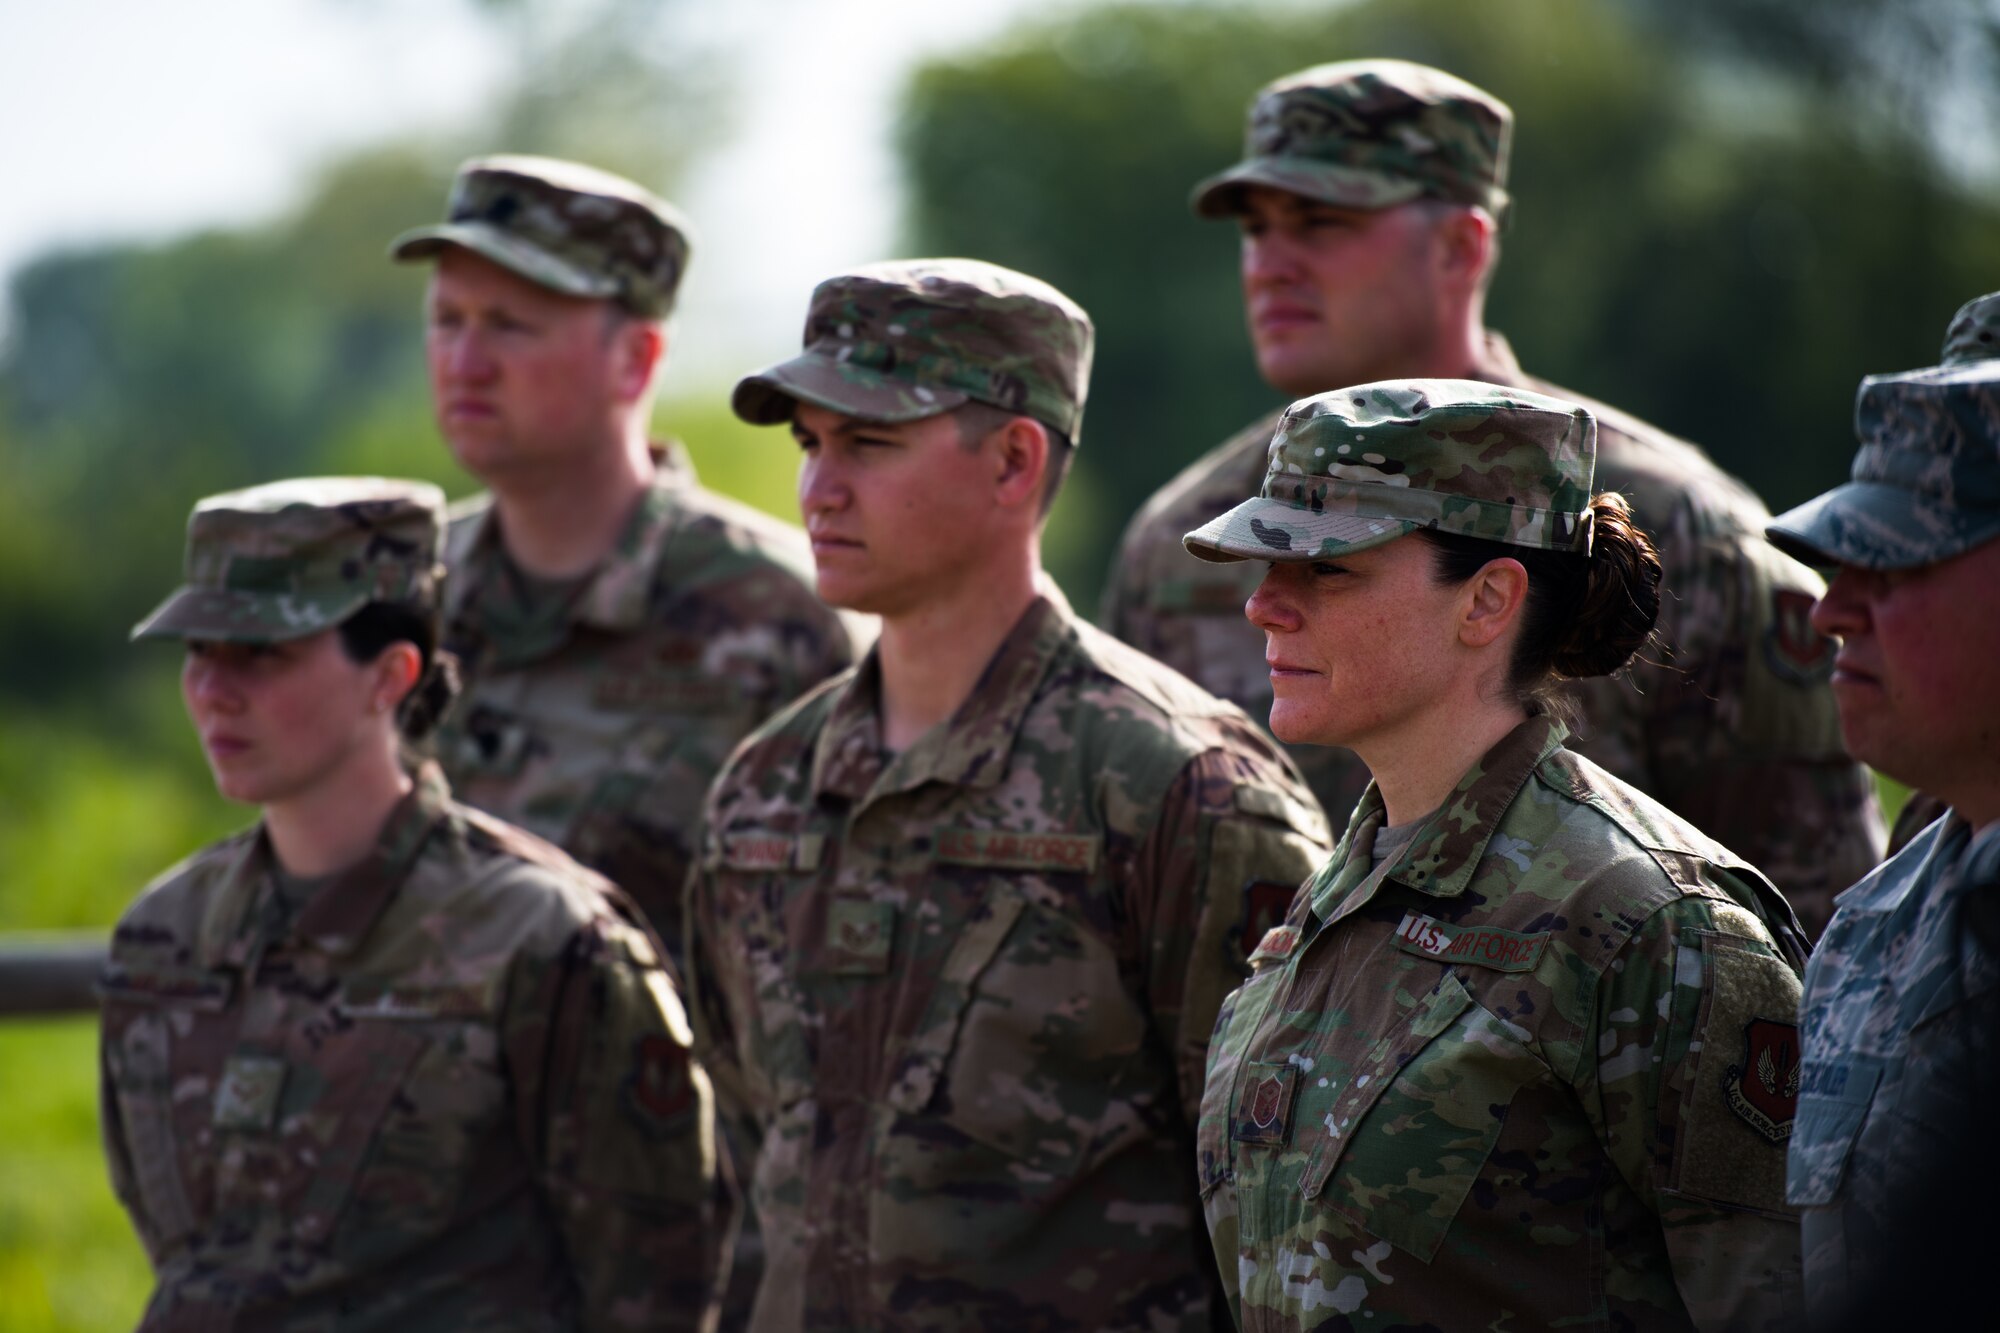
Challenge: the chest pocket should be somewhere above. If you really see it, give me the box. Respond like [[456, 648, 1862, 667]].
[[885, 876, 1147, 1179], [99, 967, 235, 1254], [1786, 1055, 1886, 1207], [1290, 971, 1543, 1261]]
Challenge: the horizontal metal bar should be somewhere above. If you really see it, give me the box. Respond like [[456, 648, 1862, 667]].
[[0, 934, 110, 1018]]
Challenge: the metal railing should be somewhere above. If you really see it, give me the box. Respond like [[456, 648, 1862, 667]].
[[0, 932, 109, 1016]]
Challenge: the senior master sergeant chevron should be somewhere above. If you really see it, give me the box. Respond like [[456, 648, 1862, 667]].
[[685, 259, 1332, 1330], [1100, 59, 1882, 938]]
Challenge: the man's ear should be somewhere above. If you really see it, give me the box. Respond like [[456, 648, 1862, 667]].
[[1460, 556, 1529, 649], [614, 318, 668, 403], [1433, 205, 1496, 297], [990, 416, 1050, 512]]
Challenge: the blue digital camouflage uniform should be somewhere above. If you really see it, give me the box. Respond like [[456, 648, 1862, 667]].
[[1767, 291, 2000, 1327]]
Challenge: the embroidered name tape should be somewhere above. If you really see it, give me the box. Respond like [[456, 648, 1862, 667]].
[[721, 832, 824, 872], [935, 827, 1099, 874], [1394, 911, 1549, 972]]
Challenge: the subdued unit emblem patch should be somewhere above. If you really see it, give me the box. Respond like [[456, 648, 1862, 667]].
[[1231, 1062, 1299, 1146], [1723, 1017, 1801, 1144]]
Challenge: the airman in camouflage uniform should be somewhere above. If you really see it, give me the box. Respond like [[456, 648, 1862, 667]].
[[390, 155, 859, 944], [1101, 59, 1881, 938], [687, 260, 1332, 1330], [1190, 383, 1807, 1331], [104, 480, 727, 1331], [1767, 294, 2000, 1327]]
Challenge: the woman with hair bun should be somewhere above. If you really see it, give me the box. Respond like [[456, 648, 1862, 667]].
[[100, 478, 728, 1331], [1184, 382, 1808, 1332]]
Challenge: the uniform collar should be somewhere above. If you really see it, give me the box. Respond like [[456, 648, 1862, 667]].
[[445, 442, 698, 638], [196, 763, 452, 968], [1312, 713, 1567, 918], [1470, 329, 1528, 387], [810, 594, 1073, 813]]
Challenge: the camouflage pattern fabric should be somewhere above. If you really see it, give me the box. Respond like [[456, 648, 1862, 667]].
[[1767, 296, 2000, 571], [1182, 378, 1594, 563], [434, 444, 860, 949], [1102, 333, 1883, 938], [1190, 59, 1511, 220], [391, 154, 693, 318], [731, 258, 1094, 442], [132, 478, 445, 643], [685, 595, 1331, 1331], [1200, 714, 1808, 1331], [1787, 814, 2000, 1323], [99, 764, 731, 1331]]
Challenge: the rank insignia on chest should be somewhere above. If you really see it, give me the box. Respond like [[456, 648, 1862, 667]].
[[1723, 1017, 1800, 1144], [213, 1054, 287, 1132], [825, 898, 897, 975], [1231, 1062, 1299, 1146]]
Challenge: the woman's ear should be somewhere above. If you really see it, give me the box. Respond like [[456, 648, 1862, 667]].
[[1460, 557, 1529, 649], [372, 642, 424, 716]]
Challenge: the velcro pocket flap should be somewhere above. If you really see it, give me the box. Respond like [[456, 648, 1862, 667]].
[[882, 883, 1027, 1114]]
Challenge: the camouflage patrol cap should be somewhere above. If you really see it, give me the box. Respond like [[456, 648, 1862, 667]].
[[1767, 298, 2000, 571], [1192, 60, 1512, 219], [133, 478, 446, 643], [390, 154, 692, 318], [731, 258, 1094, 442], [1183, 378, 1594, 564]]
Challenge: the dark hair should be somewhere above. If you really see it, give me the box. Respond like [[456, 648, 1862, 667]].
[[1417, 492, 1661, 716], [951, 401, 1076, 518], [336, 600, 461, 741]]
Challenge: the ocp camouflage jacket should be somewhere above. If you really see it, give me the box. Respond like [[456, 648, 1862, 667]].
[[686, 595, 1331, 1332], [1200, 715, 1809, 1331], [99, 766, 728, 1332]]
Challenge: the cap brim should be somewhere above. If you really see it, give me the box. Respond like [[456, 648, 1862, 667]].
[[1766, 480, 2000, 571], [1183, 497, 1418, 563], [732, 351, 971, 426], [130, 587, 365, 644], [1190, 156, 1426, 218], [388, 222, 618, 302]]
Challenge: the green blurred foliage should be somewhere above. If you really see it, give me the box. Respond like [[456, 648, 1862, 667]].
[[0, 1020, 149, 1333], [898, 0, 2000, 614]]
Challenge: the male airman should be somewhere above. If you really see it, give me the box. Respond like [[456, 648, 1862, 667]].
[[1768, 291, 2000, 1327], [390, 155, 859, 943], [686, 259, 1331, 1329], [1102, 60, 1882, 936]]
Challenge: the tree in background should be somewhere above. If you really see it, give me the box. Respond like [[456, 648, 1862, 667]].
[[898, 0, 2000, 611]]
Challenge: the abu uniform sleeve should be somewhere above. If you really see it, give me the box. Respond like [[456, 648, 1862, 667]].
[[1124, 746, 1330, 1121], [507, 906, 734, 1333], [1583, 886, 1805, 1332]]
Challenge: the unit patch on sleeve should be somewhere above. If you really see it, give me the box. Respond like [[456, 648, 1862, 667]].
[[1723, 1017, 1800, 1145], [1393, 911, 1549, 972]]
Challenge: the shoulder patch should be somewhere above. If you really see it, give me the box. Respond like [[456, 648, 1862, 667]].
[[1723, 1017, 1801, 1144]]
